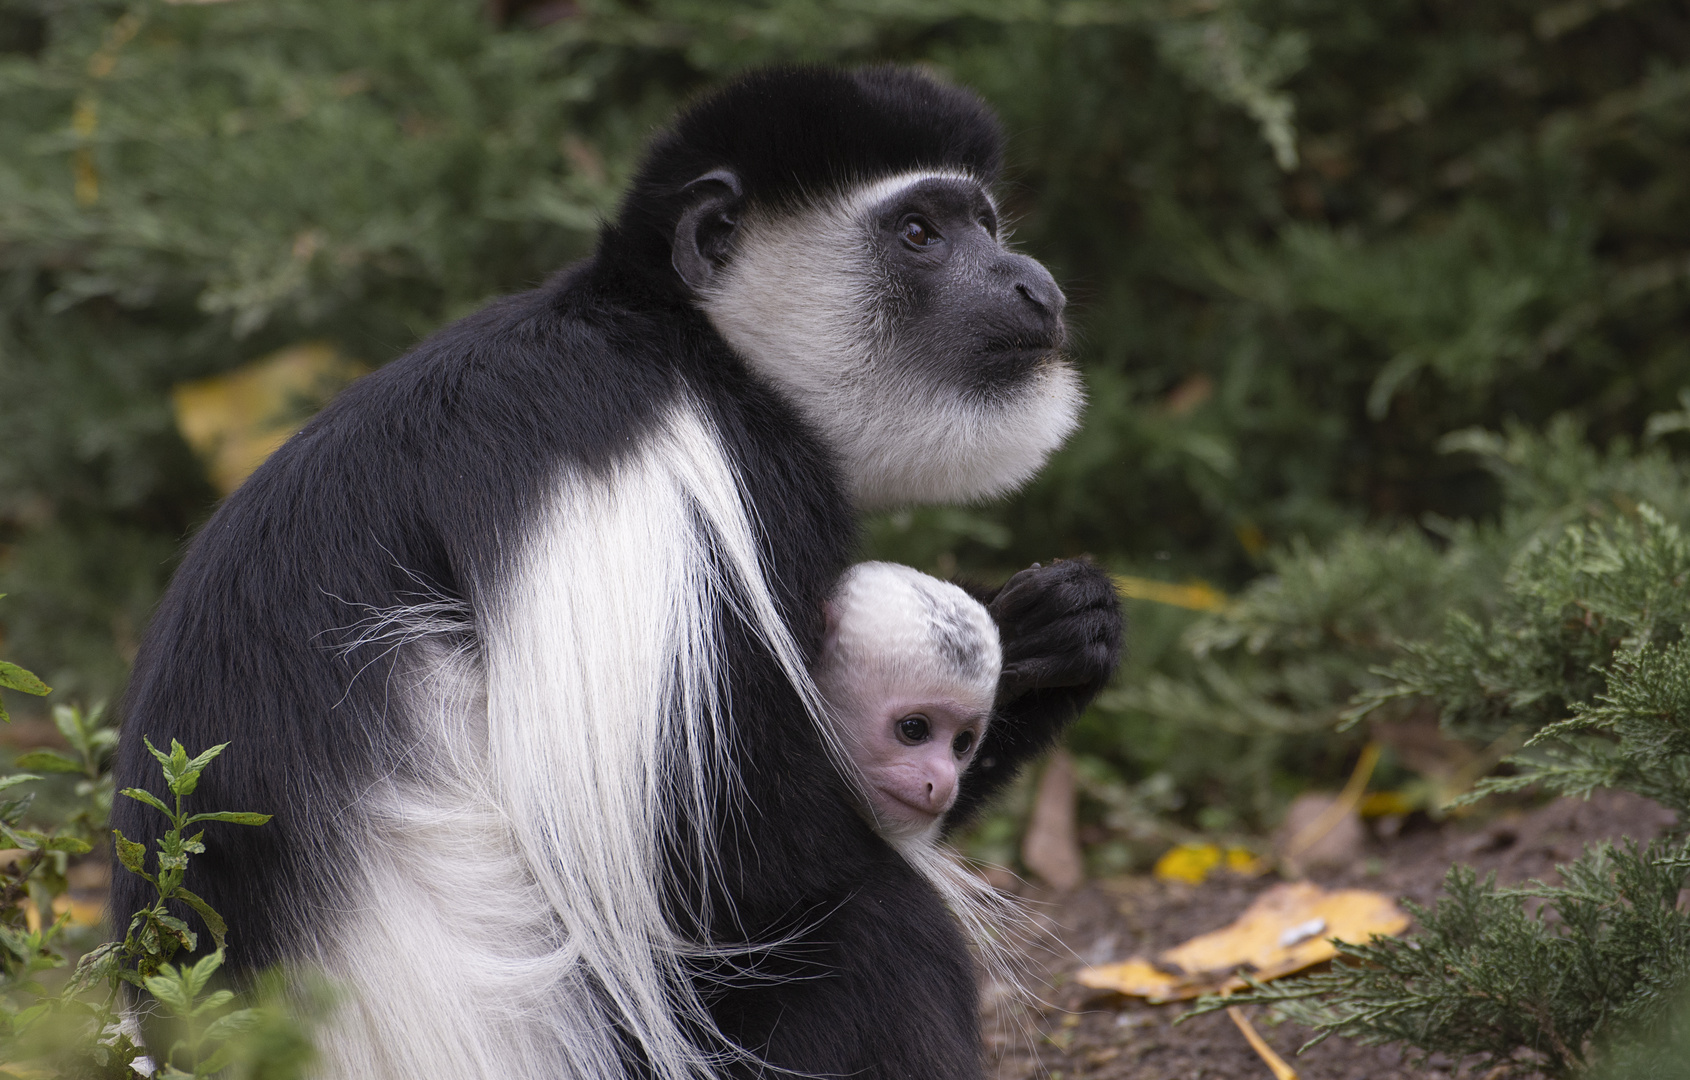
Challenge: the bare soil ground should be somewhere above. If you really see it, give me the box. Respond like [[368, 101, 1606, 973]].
[[982, 791, 1676, 1080]]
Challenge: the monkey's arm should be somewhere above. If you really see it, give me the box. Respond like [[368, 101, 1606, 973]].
[[946, 559, 1122, 830]]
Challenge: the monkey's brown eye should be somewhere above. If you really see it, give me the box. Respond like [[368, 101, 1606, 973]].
[[952, 730, 975, 756], [901, 217, 940, 248], [896, 715, 931, 744]]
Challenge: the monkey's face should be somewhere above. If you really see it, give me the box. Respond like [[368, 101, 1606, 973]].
[[862, 175, 1066, 397], [842, 696, 989, 839], [679, 170, 1083, 508]]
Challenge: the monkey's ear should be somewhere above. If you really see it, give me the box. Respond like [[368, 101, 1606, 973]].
[[672, 168, 743, 291]]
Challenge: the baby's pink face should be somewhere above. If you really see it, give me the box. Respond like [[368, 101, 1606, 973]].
[[844, 697, 989, 837]]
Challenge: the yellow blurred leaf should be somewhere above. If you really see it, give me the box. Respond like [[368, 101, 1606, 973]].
[[15, 889, 103, 934], [1113, 574, 1229, 611], [51, 892, 103, 927], [1152, 842, 1265, 884], [172, 343, 364, 494], [1153, 842, 1222, 883], [1224, 846, 1269, 876], [1234, 519, 1268, 558], [1075, 881, 1411, 1002]]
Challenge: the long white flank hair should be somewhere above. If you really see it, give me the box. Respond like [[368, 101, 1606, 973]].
[[316, 403, 827, 1079]]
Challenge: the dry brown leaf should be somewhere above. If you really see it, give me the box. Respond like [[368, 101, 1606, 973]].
[[1022, 749, 1084, 890], [1075, 881, 1410, 1002]]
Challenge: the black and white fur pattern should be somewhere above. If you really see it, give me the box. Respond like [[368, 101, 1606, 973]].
[[700, 173, 1083, 507], [817, 562, 1001, 725], [113, 66, 1122, 1080]]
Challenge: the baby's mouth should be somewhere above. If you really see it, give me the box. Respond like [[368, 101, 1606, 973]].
[[876, 787, 942, 821]]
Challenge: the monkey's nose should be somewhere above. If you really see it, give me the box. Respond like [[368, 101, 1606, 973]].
[[1015, 268, 1066, 321], [998, 254, 1067, 349], [925, 775, 958, 813]]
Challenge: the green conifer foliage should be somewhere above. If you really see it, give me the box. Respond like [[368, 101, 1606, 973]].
[[1196, 846, 1690, 1079], [1189, 420, 1690, 1073], [6, 0, 1690, 722]]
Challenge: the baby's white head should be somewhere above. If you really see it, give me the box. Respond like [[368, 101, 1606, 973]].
[[814, 562, 1002, 839]]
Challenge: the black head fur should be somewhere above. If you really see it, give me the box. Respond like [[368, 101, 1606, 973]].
[[601, 65, 1004, 292]]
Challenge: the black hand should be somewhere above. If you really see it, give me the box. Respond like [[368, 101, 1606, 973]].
[[989, 559, 1122, 705], [946, 558, 1123, 830]]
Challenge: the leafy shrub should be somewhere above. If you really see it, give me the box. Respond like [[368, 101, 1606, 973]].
[[0, 630, 314, 1078]]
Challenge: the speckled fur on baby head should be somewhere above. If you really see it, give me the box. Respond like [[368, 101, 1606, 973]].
[[815, 561, 1001, 717]]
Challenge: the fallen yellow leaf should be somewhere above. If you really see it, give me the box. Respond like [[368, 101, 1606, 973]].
[[1163, 880, 1408, 981], [1225, 846, 1269, 876], [173, 342, 364, 494], [1152, 843, 1266, 884], [1075, 957, 1211, 1004], [1075, 881, 1411, 1002]]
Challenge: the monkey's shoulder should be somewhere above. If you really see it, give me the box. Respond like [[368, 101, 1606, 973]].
[[192, 263, 845, 593], [309, 274, 690, 461]]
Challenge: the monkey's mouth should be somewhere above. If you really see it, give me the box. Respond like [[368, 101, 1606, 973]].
[[973, 339, 1066, 387], [875, 787, 944, 823]]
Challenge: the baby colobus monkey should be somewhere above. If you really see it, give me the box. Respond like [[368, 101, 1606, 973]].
[[815, 561, 1034, 998], [816, 562, 1001, 841]]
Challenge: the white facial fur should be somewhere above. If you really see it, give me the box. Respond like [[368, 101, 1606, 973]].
[[842, 697, 986, 837], [813, 561, 1001, 839], [698, 171, 1084, 509]]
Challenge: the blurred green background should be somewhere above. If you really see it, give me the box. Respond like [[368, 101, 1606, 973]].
[[4, 0, 1689, 872]]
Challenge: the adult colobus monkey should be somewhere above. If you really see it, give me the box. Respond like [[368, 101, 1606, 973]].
[[114, 66, 1121, 1079]]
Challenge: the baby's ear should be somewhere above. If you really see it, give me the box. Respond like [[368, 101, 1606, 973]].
[[822, 599, 842, 643]]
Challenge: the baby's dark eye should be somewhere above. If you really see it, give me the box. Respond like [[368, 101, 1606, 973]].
[[896, 715, 932, 744], [952, 730, 975, 756]]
